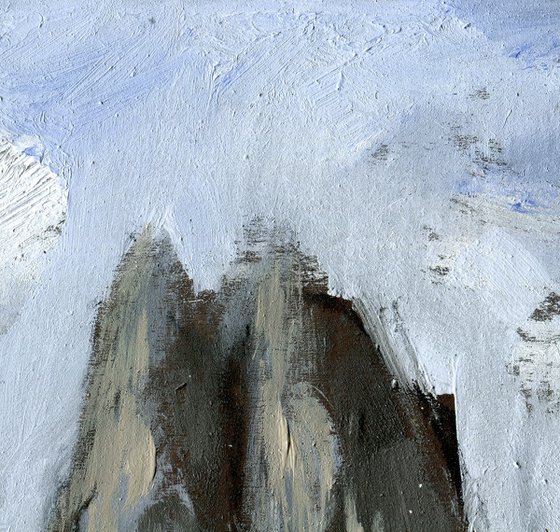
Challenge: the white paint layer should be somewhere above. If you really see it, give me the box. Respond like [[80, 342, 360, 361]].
[[0, 1, 559, 530], [0, 139, 66, 334]]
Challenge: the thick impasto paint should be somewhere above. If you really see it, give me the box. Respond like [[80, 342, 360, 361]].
[[1, 1, 559, 531]]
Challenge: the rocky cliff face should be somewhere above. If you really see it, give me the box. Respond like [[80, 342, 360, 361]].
[[48, 225, 464, 532]]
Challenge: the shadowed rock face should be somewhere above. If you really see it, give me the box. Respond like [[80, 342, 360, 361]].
[[47, 226, 465, 531]]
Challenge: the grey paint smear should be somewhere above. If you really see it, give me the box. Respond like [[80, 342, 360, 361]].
[[49, 224, 464, 531], [46, 229, 192, 531], [508, 295, 560, 414], [530, 292, 560, 322]]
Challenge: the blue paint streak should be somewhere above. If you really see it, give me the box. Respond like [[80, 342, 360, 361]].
[[23, 145, 43, 159], [511, 195, 539, 213], [456, 179, 482, 195]]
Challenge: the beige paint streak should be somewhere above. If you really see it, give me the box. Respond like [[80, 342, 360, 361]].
[[345, 493, 372, 532], [247, 261, 340, 531], [50, 231, 156, 530]]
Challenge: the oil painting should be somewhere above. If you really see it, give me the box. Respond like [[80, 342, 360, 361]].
[[1, 1, 559, 530]]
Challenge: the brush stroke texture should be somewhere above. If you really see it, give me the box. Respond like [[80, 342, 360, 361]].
[[0, 2, 559, 530], [49, 227, 464, 531], [48, 230, 159, 530], [0, 138, 66, 334]]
